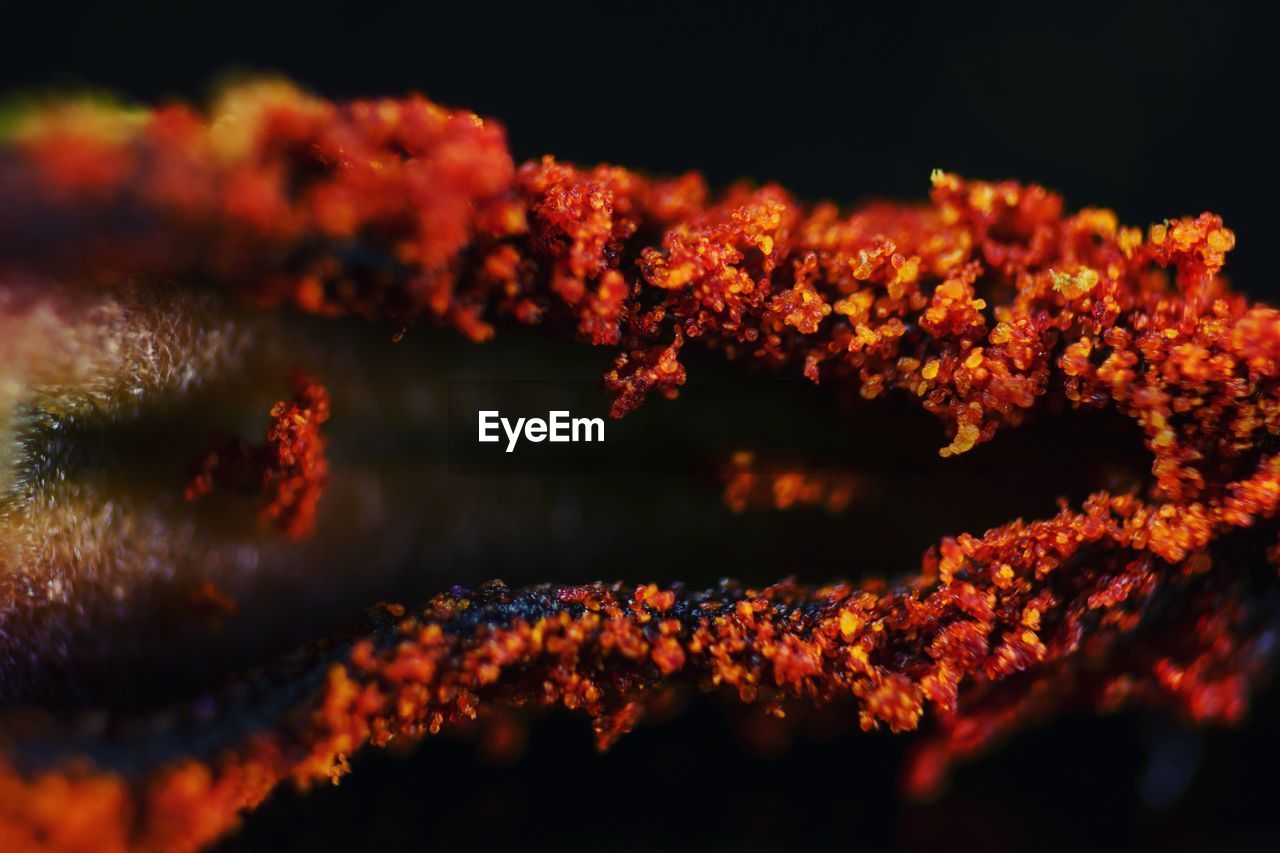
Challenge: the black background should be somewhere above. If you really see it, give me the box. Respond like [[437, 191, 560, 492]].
[[6, 1, 1280, 850]]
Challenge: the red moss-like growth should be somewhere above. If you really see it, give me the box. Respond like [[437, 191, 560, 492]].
[[0, 549, 1270, 850], [1, 83, 1280, 850], [2, 85, 1267, 502]]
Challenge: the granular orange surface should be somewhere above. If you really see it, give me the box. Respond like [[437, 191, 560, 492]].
[[1, 82, 1278, 851]]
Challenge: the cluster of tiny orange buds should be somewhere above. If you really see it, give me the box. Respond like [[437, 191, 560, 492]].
[[185, 372, 330, 539]]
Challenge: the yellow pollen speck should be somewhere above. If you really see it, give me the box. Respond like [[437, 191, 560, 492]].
[[899, 256, 921, 283], [839, 610, 861, 640], [964, 348, 984, 369], [922, 359, 940, 380], [969, 185, 996, 215], [1207, 228, 1232, 252], [940, 422, 980, 458], [1050, 267, 1099, 299], [1118, 226, 1142, 258]]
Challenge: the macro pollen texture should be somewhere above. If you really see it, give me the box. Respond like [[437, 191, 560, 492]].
[[0, 82, 1277, 851]]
